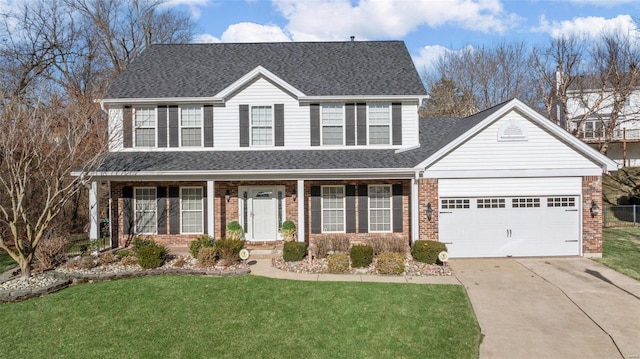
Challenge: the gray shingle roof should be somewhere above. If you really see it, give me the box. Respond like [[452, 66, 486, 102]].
[[105, 41, 427, 99]]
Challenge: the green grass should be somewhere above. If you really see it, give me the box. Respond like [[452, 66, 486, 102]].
[[0, 250, 16, 273], [0, 275, 480, 359], [595, 227, 640, 280]]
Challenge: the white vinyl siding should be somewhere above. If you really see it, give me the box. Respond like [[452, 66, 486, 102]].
[[369, 185, 391, 232], [321, 105, 344, 145], [322, 186, 345, 232], [181, 187, 203, 234], [368, 104, 390, 145], [251, 106, 273, 146], [134, 187, 156, 234], [134, 107, 156, 147], [180, 106, 202, 147], [439, 177, 582, 197]]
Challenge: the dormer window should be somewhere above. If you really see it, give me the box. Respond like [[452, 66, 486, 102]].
[[134, 107, 156, 147], [321, 104, 344, 145], [251, 106, 273, 146]]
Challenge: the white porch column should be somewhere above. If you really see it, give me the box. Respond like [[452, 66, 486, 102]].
[[207, 180, 215, 237], [89, 181, 99, 240], [297, 179, 305, 242], [411, 177, 420, 242]]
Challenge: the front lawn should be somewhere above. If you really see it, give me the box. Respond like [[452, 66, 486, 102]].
[[595, 227, 640, 280], [0, 275, 480, 358], [0, 250, 16, 273]]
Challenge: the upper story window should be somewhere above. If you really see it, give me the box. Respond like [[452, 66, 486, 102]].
[[368, 104, 390, 145], [321, 105, 343, 145], [251, 106, 273, 146], [180, 106, 202, 147], [584, 119, 604, 139], [134, 107, 156, 147]]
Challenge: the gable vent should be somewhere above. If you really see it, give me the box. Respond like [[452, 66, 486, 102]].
[[498, 118, 528, 142]]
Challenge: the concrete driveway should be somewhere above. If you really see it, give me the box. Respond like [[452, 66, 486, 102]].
[[450, 258, 640, 359]]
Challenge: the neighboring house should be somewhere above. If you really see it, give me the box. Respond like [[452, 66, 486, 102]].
[[82, 41, 617, 258], [566, 81, 640, 167]]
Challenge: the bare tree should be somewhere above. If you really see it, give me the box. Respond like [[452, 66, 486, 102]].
[[421, 76, 477, 118]]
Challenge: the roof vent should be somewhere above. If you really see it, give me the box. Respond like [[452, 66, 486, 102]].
[[498, 118, 528, 142], [350, 36, 355, 42]]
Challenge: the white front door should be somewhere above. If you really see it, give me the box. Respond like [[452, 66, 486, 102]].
[[247, 187, 279, 241]]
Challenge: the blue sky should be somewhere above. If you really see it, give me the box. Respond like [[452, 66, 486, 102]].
[[167, 0, 640, 72]]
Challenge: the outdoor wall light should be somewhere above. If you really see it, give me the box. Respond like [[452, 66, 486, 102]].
[[292, 189, 297, 201], [426, 203, 434, 221], [225, 190, 231, 202], [590, 200, 600, 217]]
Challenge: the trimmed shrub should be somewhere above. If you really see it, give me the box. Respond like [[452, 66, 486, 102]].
[[283, 241, 308, 262], [367, 236, 409, 255], [136, 242, 168, 269], [189, 235, 214, 258], [226, 221, 244, 240], [116, 250, 133, 259], [214, 239, 245, 265], [280, 220, 296, 242], [350, 245, 373, 268], [196, 247, 217, 267], [328, 253, 350, 273], [121, 255, 138, 266], [411, 240, 447, 264], [132, 237, 153, 252], [375, 252, 405, 275]]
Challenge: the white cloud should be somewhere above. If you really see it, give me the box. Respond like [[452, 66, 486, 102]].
[[219, 22, 292, 42], [272, 0, 523, 41], [192, 33, 221, 43], [159, 0, 210, 20], [534, 14, 637, 39], [412, 45, 474, 74], [561, 0, 635, 6]]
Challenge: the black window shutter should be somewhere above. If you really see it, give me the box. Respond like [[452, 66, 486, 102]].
[[392, 103, 402, 145], [239, 104, 250, 147], [358, 184, 368, 233], [123, 107, 133, 148], [311, 186, 322, 234], [169, 186, 180, 234], [204, 105, 214, 147], [169, 106, 179, 147], [202, 186, 208, 235], [275, 104, 284, 146], [157, 187, 167, 234], [157, 106, 168, 148], [357, 103, 366, 145], [392, 184, 403, 233], [122, 186, 133, 234], [345, 103, 355, 146], [345, 185, 356, 233], [310, 104, 320, 146]]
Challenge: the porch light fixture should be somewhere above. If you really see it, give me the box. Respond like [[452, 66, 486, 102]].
[[426, 203, 434, 221], [292, 189, 297, 201], [225, 190, 231, 202], [590, 200, 600, 217]]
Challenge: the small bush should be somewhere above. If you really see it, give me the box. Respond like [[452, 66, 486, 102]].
[[330, 236, 350, 253], [375, 252, 405, 275], [172, 256, 187, 268], [367, 236, 409, 255], [328, 253, 350, 273], [350, 245, 373, 268], [189, 235, 214, 258], [226, 221, 244, 240], [313, 237, 331, 259], [214, 239, 245, 265], [132, 237, 153, 252], [280, 220, 296, 242], [411, 240, 447, 264], [66, 256, 97, 270], [99, 252, 118, 266], [283, 241, 308, 262], [313, 235, 350, 258], [34, 234, 68, 270], [116, 250, 133, 259], [121, 255, 138, 266], [196, 247, 217, 267], [136, 242, 168, 269]]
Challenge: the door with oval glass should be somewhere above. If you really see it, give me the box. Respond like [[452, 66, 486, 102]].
[[247, 187, 280, 241]]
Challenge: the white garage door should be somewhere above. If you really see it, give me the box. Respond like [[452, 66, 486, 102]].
[[439, 178, 581, 258]]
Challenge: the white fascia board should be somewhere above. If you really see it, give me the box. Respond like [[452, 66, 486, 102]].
[[423, 168, 604, 179], [414, 98, 619, 172], [98, 97, 224, 106], [215, 65, 306, 100], [299, 95, 421, 103]]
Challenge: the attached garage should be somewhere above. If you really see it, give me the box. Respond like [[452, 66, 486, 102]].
[[438, 178, 581, 258]]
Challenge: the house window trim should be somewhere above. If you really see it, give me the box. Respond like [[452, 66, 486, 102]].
[[180, 186, 204, 234], [179, 105, 203, 147], [321, 104, 345, 146], [321, 185, 346, 233], [367, 103, 391, 146], [250, 104, 274, 147], [368, 184, 392, 233], [134, 187, 157, 235], [133, 106, 157, 148]]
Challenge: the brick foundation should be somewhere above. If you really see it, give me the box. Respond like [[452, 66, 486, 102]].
[[582, 176, 603, 256]]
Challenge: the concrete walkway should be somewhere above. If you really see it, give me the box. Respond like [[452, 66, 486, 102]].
[[451, 258, 640, 359], [247, 258, 460, 285]]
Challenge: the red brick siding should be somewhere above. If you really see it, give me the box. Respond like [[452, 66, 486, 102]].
[[418, 178, 438, 241], [582, 176, 603, 255]]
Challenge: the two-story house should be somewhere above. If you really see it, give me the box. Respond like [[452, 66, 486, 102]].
[[83, 41, 616, 258]]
